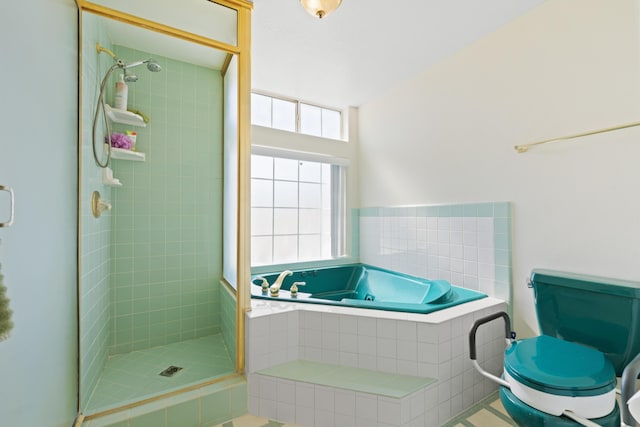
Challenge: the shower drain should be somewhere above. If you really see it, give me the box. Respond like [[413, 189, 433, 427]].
[[159, 365, 183, 377]]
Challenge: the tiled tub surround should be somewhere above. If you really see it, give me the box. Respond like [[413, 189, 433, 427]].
[[246, 297, 507, 426], [359, 202, 512, 303]]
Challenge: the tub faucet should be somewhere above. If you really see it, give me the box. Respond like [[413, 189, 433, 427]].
[[270, 270, 292, 297]]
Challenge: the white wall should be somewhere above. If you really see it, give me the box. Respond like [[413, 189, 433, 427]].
[[358, 0, 640, 336], [0, 0, 78, 425]]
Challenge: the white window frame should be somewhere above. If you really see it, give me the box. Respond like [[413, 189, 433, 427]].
[[250, 145, 348, 267], [251, 91, 343, 140]]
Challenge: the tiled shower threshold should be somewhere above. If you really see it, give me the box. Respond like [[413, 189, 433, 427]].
[[84, 333, 235, 415]]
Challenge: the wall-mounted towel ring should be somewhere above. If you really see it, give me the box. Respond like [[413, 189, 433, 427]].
[[0, 185, 14, 228]]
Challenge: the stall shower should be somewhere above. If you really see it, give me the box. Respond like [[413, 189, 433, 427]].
[[79, 13, 236, 415]]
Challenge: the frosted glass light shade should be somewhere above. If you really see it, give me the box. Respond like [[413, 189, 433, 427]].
[[300, 0, 342, 19]]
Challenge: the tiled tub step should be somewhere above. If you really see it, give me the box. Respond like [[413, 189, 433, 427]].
[[249, 360, 437, 426]]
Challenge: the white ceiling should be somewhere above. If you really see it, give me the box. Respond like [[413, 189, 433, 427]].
[[103, 17, 229, 71], [252, 0, 546, 109]]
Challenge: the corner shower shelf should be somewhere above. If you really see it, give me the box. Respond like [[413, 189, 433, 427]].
[[109, 146, 146, 162], [105, 104, 146, 127]]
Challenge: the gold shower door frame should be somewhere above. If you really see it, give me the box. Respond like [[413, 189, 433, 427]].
[[75, 0, 252, 420]]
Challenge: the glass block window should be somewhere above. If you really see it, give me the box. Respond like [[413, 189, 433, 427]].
[[251, 153, 345, 266]]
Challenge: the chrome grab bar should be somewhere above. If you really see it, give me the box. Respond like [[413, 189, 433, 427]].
[[0, 185, 14, 228]]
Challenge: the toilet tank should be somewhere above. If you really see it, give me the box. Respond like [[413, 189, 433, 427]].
[[531, 269, 640, 375]]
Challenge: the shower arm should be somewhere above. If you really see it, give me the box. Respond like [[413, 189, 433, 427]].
[[96, 43, 116, 60]]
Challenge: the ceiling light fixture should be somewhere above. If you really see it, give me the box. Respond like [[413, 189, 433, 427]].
[[300, 0, 342, 19]]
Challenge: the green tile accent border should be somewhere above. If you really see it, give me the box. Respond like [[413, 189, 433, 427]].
[[357, 202, 510, 218], [257, 360, 436, 399], [252, 257, 359, 276]]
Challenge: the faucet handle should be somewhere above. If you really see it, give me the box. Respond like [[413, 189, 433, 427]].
[[253, 277, 269, 294], [290, 281, 306, 298]]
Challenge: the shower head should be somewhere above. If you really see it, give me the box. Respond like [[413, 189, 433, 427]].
[[146, 60, 162, 72]]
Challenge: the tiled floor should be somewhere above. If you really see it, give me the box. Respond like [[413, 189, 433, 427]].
[[444, 392, 516, 427], [213, 414, 300, 427], [215, 392, 514, 427], [85, 334, 235, 414]]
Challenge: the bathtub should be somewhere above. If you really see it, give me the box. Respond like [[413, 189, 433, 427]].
[[251, 264, 486, 314]]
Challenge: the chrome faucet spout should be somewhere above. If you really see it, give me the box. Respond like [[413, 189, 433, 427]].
[[270, 270, 293, 296]]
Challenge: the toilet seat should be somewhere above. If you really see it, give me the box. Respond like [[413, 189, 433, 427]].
[[504, 335, 617, 418]]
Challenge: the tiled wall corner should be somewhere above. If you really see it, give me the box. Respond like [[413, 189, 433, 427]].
[[358, 202, 512, 305]]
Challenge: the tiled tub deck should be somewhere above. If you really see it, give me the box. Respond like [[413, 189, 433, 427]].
[[246, 297, 507, 426]]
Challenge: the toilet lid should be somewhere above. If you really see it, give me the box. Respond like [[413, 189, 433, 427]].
[[504, 335, 616, 396]]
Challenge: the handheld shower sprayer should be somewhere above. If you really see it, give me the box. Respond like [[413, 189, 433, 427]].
[[92, 44, 162, 168]]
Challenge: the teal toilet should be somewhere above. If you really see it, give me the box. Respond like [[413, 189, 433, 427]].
[[470, 269, 640, 426]]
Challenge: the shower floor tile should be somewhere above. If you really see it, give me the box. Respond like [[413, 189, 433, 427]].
[[85, 333, 235, 415]]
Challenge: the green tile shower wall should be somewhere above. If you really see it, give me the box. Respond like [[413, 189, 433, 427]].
[[79, 14, 115, 407], [358, 202, 512, 304], [109, 46, 223, 354], [220, 283, 237, 365]]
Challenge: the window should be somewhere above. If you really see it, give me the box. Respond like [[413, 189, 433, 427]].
[[251, 151, 346, 266], [251, 92, 342, 140]]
